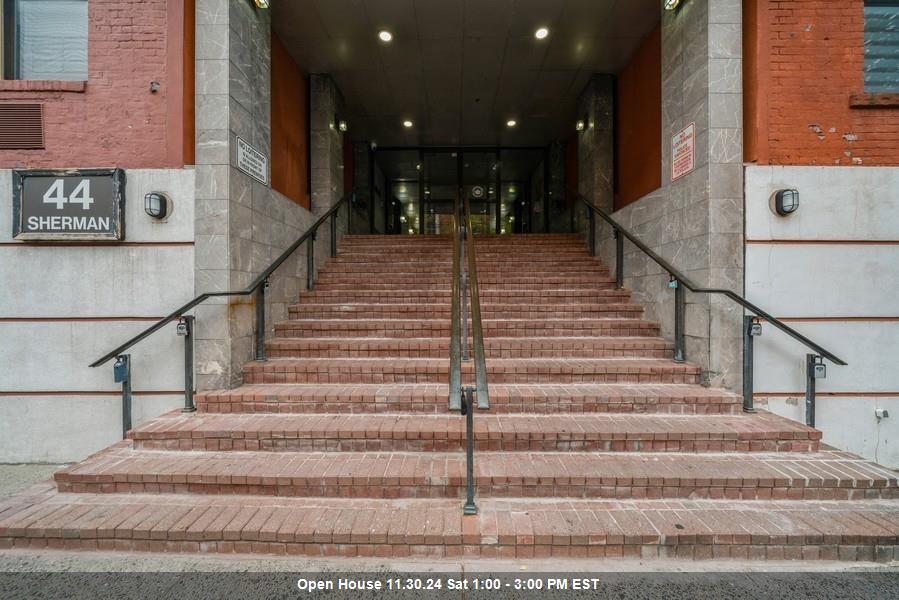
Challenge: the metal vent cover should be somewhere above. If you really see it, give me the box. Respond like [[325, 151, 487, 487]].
[[0, 104, 45, 149]]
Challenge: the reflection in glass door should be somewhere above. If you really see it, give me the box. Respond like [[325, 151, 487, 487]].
[[462, 151, 499, 235], [366, 147, 552, 235], [422, 152, 457, 235]]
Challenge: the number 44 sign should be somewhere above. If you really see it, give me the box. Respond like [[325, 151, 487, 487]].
[[12, 169, 126, 241]]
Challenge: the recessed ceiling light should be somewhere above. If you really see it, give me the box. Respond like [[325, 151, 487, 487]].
[[534, 27, 549, 40], [378, 30, 393, 43], [506, 119, 518, 128], [403, 119, 414, 128]]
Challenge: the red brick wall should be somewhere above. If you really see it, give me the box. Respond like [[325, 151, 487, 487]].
[[0, 0, 190, 169], [745, 0, 899, 166]]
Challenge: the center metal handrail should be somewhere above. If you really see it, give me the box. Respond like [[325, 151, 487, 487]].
[[449, 191, 490, 515], [89, 192, 353, 434], [576, 188, 845, 426], [462, 194, 489, 408]]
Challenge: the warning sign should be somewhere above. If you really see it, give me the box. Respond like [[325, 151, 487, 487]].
[[671, 122, 696, 181]]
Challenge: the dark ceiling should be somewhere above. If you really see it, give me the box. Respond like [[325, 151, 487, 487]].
[[272, 0, 660, 146]]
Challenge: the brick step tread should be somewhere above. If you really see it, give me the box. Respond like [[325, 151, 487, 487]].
[[243, 357, 698, 374], [272, 319, 661, 338], [288, 303, 643, 312], [241, 358, 699, 384], [129, 411, 821, 453], [53, 447, 898, 499], [275, 318, 660, 327], [264, 336, 672, 358], [299, 290, 633, 303], [286, 306, 644, 319], [195, 383, 741, 415], [3, 489, 897, 560], [315, 277, 615, 285], [314, 284, 619, 291], [325, 262, 606, 270], [331, 257, 602, 264]]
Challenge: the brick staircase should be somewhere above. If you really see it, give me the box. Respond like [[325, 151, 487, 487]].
[[2, 234, 897, 561]]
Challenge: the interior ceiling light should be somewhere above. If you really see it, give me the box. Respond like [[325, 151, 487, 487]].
[[378, 30, 393, 42], [506, 119, 518, 128], [575, 119, 585, 131], [664, 0, 682, 10], [254, 0, 270, 8], [403, 119, 414, 128], [534, 27, 549, 40]]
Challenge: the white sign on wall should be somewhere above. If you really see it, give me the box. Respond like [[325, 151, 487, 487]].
[[671, 122, 696, 181], [236, 137, 268, 185]]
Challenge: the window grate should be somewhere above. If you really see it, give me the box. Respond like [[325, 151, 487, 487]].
[[865, 1, 899, 92], [0, 103, 45, 149]]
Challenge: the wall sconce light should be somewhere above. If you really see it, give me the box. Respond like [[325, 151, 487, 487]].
[[336, 118, 348, 132], [144, 192, 169, 220], [772, 189, 799, 216], [253, 0, 270, 9], [575, 118, 586, 131], [664, 0, 683, 10]]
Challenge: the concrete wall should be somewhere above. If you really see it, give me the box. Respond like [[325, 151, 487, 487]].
[[0, 168, 195, 462], [746, 165, 899, 468], [194, 0, 345, 390], [586, 0, 745, 390]]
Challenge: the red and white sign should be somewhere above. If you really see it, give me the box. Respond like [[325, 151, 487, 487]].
[[671, 122, 696, 181]]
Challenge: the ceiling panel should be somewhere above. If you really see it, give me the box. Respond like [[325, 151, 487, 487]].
[[462, 0, 515, 38], [273, 0, 660, 146], [415, 0, 464, 40], [313, 0, 370, 38]]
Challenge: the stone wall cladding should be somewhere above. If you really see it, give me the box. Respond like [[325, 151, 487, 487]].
[[194, 0, 345, 390], [0, 0, 180, 168], [592, 0, 744, 391]]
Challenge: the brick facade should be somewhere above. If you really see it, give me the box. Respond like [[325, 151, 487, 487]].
[[0, 0, 190, 169], [745, 0, 899, 166]]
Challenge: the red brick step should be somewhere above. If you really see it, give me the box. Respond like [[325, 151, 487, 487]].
[[264, 336, 672, 359], [195, 383, 742, 415], [129, 411, 821, 453], [3, 490, 896, 561], [54, 446, 898, 500], [241, 358, 701, 385]]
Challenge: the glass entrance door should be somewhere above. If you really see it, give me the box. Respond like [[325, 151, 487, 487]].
[[366, 147, 552, 235], [462, 151, 500, 234], [422, 151, 457, 235]]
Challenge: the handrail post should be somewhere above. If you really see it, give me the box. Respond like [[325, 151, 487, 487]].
[[743, 316, 758, 413], [805, 354, 824, 427], [255, 279, 268, 361], [587, 206, 596, 257], [113, 354, 132, 437], [178, 316, 196, 412], [330, 208, 338, 258], [462, 386, 478, 515], [307, 229, 317, 291], [614, 228, 623, 289], [672, 277, 685, 363]]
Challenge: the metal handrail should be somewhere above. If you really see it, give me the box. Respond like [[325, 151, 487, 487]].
[[577, 192, 846, 366], [449, 194, 463, 411], [90, 192, 352, 369], [576, 188, 845, 426], [462, 194, 489, 408]]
